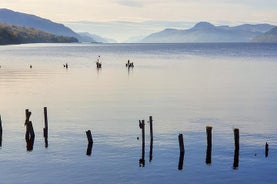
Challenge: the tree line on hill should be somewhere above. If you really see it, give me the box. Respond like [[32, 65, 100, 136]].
[[0, 23, 78, 45]]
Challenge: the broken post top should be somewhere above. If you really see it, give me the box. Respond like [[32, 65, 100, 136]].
[[139, 120, 145, 129], [25, 109, 32, 125]]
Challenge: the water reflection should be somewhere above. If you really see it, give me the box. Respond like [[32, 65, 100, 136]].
[[86, 143, 93, 156], [178, 152, 185, 170], [139, 120, 145, 167], [233, 149, 239, 169]]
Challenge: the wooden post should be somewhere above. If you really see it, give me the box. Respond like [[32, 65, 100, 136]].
[[233, 128, 239, 169], [234, 128, 239, 150], [86, 130, 93, 144], [206, 126, 212, 164], [86, 130, 93, 156], [43, 107, 48, 148], [178, 134, 185, 170], [139, 120, 145, 167], [149, 116, 153, 162], [25, 109, 35, 151], [178, 134, 185, 154], [265, 142, 269, 158], [0, 115, 2, 147]]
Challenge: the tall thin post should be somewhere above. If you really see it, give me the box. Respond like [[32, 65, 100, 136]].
[[43, 107, 48, 148], [178, 134, 185, 154], [0, 115, 2, 147], [139, 120, 145, 167], [178, 134, 185, 170], [206, 126, 212, 164], [234, 128, 239, 150], [86, 130, 93, 156], [149, 116, 153, 162], [233, 128, 239, 169]]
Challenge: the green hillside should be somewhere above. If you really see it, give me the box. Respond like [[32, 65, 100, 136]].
[[0, 23, 78, 45]]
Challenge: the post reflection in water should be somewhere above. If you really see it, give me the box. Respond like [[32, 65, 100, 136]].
[[139, 120, 145, 167], [178, 152, 185, 171], [233, 149, 239, 169], [86, 142, 93, 156]]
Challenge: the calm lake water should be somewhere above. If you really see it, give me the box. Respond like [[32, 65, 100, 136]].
[[0, 43, 277, 183]]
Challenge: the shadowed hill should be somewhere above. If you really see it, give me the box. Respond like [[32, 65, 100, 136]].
[[0, 8, 96, 42], [0, 23, 78, 45]]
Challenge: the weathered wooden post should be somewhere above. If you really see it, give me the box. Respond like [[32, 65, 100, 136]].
[[265, 142, 269, 158], [178, 134, 185, 154], [234, 128, 239, 150], [149, 116, 153, 162], [206, 126, 212, 165], [178, 134, 185, 170], [233, 128, 239, 169], [43, 107, 48, 148], [139, 120, 145, 167], [86, 130, 93, 156], [25, 109, 35, 151], [0, 115, 2, 147]]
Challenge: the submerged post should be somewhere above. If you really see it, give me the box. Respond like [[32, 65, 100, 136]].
[[149, 116, 153, 162], [265, 142, 269, 158], [206, 126, 212, 165], [86, 130, 93, 156], [43, 107, 48, 148], [233, 128, 239, 169], [0, 115, 2, 147], [139, 120, 145, 167]]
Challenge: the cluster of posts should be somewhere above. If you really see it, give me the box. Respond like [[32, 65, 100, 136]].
[[138, 116, 154, 167], [137, 116, 270, 170]]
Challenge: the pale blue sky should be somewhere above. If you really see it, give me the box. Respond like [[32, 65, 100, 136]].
[[1, 0, 277, 41]]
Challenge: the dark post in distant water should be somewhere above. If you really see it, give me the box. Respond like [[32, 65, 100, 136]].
[[233, 128, 239, 169], [86, 130, 93, 156], [149, 116, 153, 162], [265, 142, 269, 158], [139, 120, 145, 167], [178, 134, 185, 170], [43, 107, 48, 148], [206, 126, 212, 165], [25, 109, 35, 151], [0, 115, 2, 147]]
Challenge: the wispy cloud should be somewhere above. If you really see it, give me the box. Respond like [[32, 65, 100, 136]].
[[117, 0, 144, 8]]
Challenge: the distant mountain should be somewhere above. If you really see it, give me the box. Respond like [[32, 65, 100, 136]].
[[252, 27, 277, 42], [140, 22, 275, 43], [0, 23, 78, 45], [0, 8, 96, 42], [78, 32, 117, 43]]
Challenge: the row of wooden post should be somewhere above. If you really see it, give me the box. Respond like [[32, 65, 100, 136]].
[[0, 112, 271, 168], [178, 126, 269, 170]]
